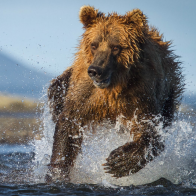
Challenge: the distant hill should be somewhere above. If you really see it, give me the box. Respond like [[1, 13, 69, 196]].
[[0, 52, 54, 98]]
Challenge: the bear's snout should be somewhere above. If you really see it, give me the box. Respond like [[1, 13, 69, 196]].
[[88, 65, 102, 79], [88, 65, 111, 89]]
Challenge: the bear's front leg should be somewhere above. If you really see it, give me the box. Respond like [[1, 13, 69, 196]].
[[103, 126, 164, 178], [46, 115, 83, 182]]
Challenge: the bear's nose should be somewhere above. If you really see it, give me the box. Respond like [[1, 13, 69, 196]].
[[88, 65, 102, 78]]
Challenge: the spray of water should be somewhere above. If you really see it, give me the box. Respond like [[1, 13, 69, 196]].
[[32, 87, 196, 186], [31, 84, 55, 183]]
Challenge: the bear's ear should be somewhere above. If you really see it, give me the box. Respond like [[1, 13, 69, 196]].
[[79, 5, 100, 28], [124, 9, 147, 27]]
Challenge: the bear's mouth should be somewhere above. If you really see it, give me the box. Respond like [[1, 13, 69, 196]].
[[93, 76, 111, 89]]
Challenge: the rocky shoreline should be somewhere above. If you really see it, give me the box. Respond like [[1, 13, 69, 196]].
[[0, 94, 43, 144], [0, 117, 42, 144]]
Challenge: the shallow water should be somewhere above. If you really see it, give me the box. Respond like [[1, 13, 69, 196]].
[[1, 94, 196, 195], [0, 112, 40, 118], [1, 144, 196, 195]]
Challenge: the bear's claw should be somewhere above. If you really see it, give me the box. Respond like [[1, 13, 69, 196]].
[[103, 143, 146, 178]]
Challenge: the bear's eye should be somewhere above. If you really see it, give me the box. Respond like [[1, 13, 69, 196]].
[[113, 46, 119, 51], [91, 44, 98, 50], [112, 45, 121, 54]]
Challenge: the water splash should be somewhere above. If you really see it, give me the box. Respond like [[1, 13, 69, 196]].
[[31, 84, 55, 183], [32, 88, 196, 186]]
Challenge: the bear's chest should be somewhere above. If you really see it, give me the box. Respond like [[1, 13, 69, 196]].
[[69, 121, 132, 185]]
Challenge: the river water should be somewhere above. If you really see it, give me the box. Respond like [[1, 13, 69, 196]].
[[0, 94, 196, 195]]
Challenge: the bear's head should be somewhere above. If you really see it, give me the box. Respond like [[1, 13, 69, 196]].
[[79, 6, 148, 89]]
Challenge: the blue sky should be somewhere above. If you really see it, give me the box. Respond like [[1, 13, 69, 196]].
[[0, 0, 195, 92]]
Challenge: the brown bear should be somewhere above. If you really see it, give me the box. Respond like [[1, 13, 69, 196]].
[[47, 6, 184, 181]]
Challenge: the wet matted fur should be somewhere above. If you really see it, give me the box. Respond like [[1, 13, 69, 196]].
[[46, 6, 184, 181]]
